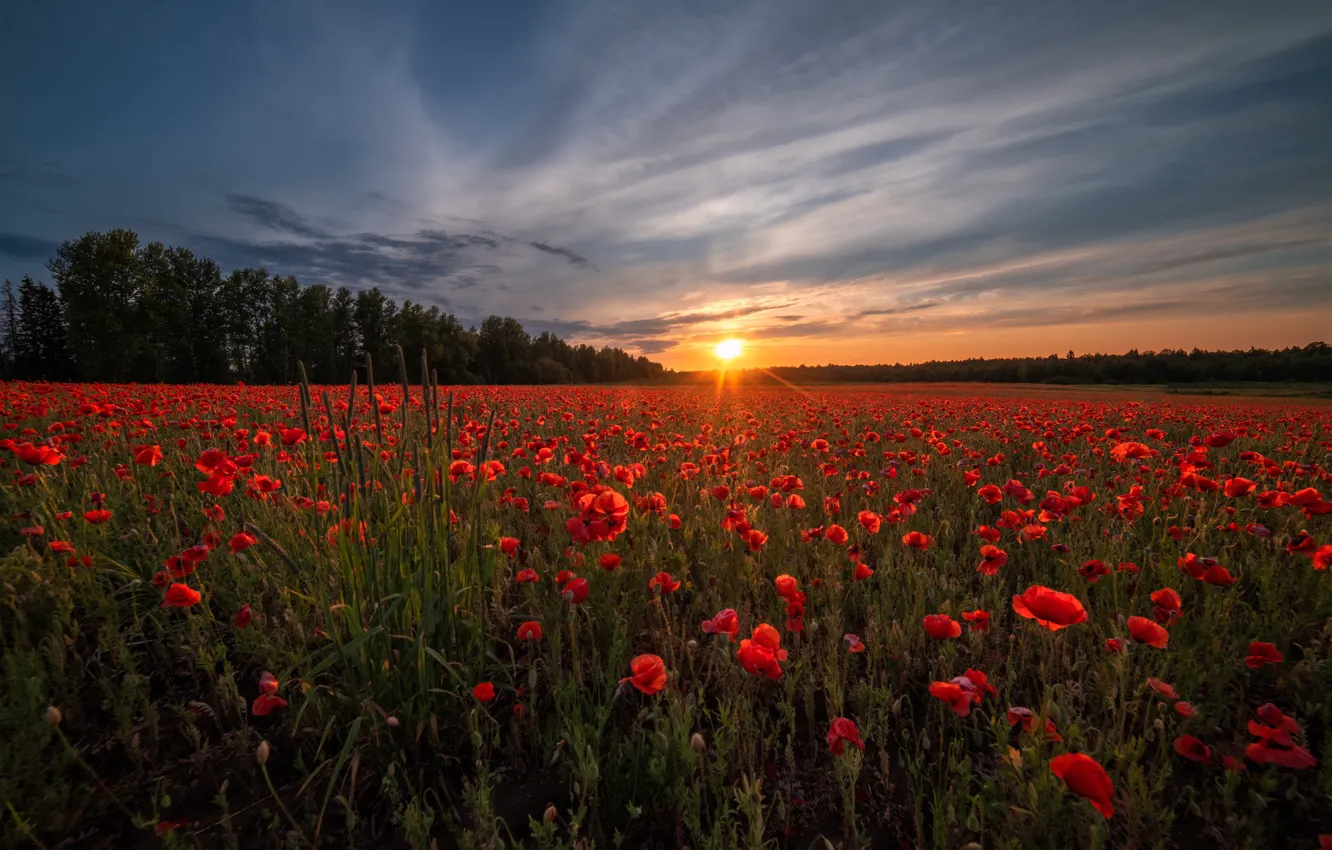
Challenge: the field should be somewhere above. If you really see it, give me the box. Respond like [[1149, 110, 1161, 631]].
[[2, 377, 1330, 849]]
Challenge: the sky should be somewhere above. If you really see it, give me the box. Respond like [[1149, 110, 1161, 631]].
[[2, 0, 1330, 370]]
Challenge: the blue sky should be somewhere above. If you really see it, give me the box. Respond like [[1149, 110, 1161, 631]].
[[2, 0, 1330, 367]]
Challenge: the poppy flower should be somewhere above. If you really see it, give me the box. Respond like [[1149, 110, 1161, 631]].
[[473, 682, 496, 702], [599, 553, 622, 571], [701, 608, 739, 639], [852, 562, 874, 581], [235, 604, 252, 629], [162, 583, 201, 608], [517, 621, 543, 641], [229, 532, 257, 554], [923, 614, 962, 640], [975, 525, 1001, 543], [1146, 677, 1178, 699], [1202, 565, 1235, 587], [649, 571, 680, 593], [1127, 616, 1169, 649], [902, 530, 935, 551], [252, 693, 288, 716], [1012, 586, 1087, 631], [827, 717, 864, 754], [1174, 735, 1211, 764], [83, 509, 112, 524], [1105, 638, 1125, 653], [134, 445, 163, 466], [737, 623, 787, 680], [1007, 707, 1063, 742], [50, 541, 76, 554], [961, 609, 990, 631], [977, 484, 1004, 504], [1174, 701, 1196, 718], [1078, 560, 1110, 583], [929, 681, 972, 716], [1245, 641, 1283, 669], [774, 575, 799, 598], [1050, 752, 1115, 819], [499, 537, 520, 557], [744, 529, 769, 552], [844, 633, 865, 653], [621, 654, 667, 695], [562, 577, 589, 604], [1313, 544, 1332, 571], [977, 545, 1008, 575], [515, 568, 539, 584], [857, 510, 881, 534], [825, 525, 849, 545]]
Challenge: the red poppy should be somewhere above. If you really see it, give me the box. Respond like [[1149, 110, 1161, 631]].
[[1050, 752, 1115, 818], [649, 571, 680, 593], [1006, 707, 1063, 742], [473, 682, 496, 702], [923, 614, 961, 640], [737, 623, 787, 680], [229, 532, 257, 554], [701, 608, 739, 639], [844, 633, 865, 653], [961, 609, 990, 631], [902, 530, 934, 551], [133, 444, 163, 466], [1105, 638, 1125, 653], [517, 621, 543, 641], [1174, 701, 1195, 718], [500, 537, 520, 557], [827, 717, 864, 754], [562, 577, 589, 603], [929, 681, 972, 716], [977, 484, 1003, 504], [515, 568, 539, 583], [857, 510, 881, 534], [235, 604, 252, 629], [599, 553, 622, 571], [252, 693, 288, 716], [1313, 544, 1332, 571], [1245, 641, 1282, 668], [1127, 616, 1169, 649], [1174, 735, 1211, 764], [621, 654, 667, 695], [774, 575, 799, 598], [1202, 565, 1235, 587], [162, 583, 201, 608], [852, 562, 874, 581], [83, 509, 112, 524], [1011, 586, 1087, 631], [825, 525, 849, 545], [1078, 560, 1110, 583], [1147, 677, 1178, 699], [977, 545, 1008, 575], [744, 529, 769, 551]]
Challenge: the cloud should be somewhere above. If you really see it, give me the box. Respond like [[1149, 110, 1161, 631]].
[[225, 194, 330, 239], [0, 233, 61, 261]]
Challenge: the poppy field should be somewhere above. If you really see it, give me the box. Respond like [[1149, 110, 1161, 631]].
[[2, 373, 1331, 849]]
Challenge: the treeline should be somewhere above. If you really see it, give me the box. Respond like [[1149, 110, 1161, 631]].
[[681, 343, 1332, 385], [0, 229, 666, 385]]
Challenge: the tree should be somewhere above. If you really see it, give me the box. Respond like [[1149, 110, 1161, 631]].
[[16, 276, 70, 380], [1, 279, 18, 378], [47, 229, 143, 381]]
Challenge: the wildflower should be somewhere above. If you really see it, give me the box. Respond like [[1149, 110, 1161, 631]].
[[827, 718, 864, 754], [517, 621, 543, 641], [648, 571, 680, 593], [500, 537, 520, 557], [1012, 586, 1087, 631], [1127, 616, 1169, 649], [562, 577, 589, 603], [1050, 752, 1115, 818], [162, 583, 201, 608], [923, 613, 962, 640], [229, 532, 257, 554], [235, 604, 252, 629], [1174, 734, 1211, 764], [621, 654, 667, 695], [844, 633, 865, 653], [473, 682, 496, 703], [977, 545, 1007, 575], [701, 608, 739, 640], [1245, 641, 1283, 669], [961, 609, 990, 631]]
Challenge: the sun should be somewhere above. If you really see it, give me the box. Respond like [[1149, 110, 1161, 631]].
[[714, 338, 744, 362]]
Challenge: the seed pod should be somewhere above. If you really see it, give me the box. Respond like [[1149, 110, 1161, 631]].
[[44, 706, 62, 726], [256, 740, 271, 764], [690, 732, 706, 754]]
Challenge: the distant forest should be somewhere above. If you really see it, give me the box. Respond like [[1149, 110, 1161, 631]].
[[0, 229, 667, 385], [679, 343, 1332, 386]]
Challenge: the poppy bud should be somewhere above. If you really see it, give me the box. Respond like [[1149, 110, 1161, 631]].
[[1153, 718, 1164, 731], [387, 716, 399, 727], [690, 732, 706, 754], [686, 639, 698, 651], [44, 705, 62, 726], [256, 740, 270, 764], [543, 804, 557, 824]]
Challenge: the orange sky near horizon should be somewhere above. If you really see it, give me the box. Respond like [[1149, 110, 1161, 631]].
[[656, 311, 1329, 372]]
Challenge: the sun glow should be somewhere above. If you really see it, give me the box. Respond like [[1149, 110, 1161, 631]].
[[714, 338, 744, 361]]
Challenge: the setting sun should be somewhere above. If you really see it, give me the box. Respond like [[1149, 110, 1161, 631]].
[[714, 338, 744, 361]]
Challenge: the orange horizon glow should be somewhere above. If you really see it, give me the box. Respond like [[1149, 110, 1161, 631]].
[[652, 312, 1329, 372]]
